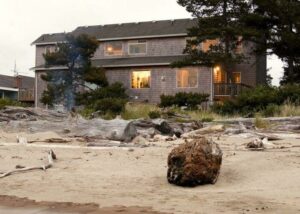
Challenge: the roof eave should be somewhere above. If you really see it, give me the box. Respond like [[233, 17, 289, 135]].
[[99, 62, 171, 68], [0, 87, 19, 92], [31, 66, 68, 71], [32, 33, 188, 45]]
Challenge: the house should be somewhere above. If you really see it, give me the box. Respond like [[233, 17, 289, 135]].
[[31, 18, 266, 108], [0, 74, 35, 103]]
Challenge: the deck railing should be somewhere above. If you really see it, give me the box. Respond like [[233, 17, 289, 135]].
[[19, 88, 34, 102], [214, 83, 251, 96]]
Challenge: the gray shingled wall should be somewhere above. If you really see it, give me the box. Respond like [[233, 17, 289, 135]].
[[105, 66, 212, 103], [35, 66, 212, 107]]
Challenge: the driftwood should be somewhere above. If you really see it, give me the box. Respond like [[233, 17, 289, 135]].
[[29, 138, 71, 144], [0, 150, 56, 179], [87, 142, 148, 148]]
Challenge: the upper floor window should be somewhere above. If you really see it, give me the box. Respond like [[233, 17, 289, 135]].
[[128, 41, 147, 55], [202, 39, 220, 52], [235, 36, 243, 53], [131, 70, 151, 89], [177, 68, 198, 88], [105, 42, 123, 56], [45, 46, 58, 54]]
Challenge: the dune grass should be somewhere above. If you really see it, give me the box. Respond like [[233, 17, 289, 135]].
[[121, 102, 160, 120], [275, 103, 300, 117]]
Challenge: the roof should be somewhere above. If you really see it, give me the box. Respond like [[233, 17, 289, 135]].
[[32, 55, 187, 71], [32, 18, 196, 45], [0, 75, 16, 89], [92, 55, 187, 68], [31, 33, 66, 45], [0, 74, 34, 90]]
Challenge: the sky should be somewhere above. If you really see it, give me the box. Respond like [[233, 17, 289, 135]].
[[0, 0, 284, 85]]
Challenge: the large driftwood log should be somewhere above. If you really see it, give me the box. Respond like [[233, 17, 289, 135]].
[[0, 150, 56, 179]]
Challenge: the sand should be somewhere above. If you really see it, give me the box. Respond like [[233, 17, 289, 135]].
[[0, 132, 299, 213]]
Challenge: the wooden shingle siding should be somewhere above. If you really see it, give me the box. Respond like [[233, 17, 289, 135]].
[[105, 66, 212, 103], [94, 37, 186, 59]]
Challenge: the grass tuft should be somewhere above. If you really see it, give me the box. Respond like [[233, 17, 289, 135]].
[[254, 114, 270, 129], [121, 103, 160, 120]]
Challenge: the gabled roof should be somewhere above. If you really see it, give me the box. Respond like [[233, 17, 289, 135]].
[[72, 19, 196, 41], [31, 33, 66, 45], [32, 18, 196, 45]]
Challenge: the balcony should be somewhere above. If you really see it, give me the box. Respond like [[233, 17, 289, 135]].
[[19, 88, 34, 102], [214, 83, 251, 97]]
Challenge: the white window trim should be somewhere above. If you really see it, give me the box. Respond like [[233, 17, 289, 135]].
[[176, 68, 199, 89], [128, 42, 147, 56], [130, 70, 151, 89], [104, 42, 124, 56]]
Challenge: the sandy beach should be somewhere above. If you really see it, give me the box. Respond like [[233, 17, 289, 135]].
[[0, 132, 299, 214]]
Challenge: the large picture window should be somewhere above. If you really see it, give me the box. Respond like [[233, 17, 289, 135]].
[[131, 70, 151, 89], [177, 69, 198, 88], [128, 42, 147, 55], [105, 42, 123, 56]]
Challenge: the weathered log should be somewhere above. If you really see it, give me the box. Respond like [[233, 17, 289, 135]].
[[29, 138, 71, 144], [182, 125, 225, 139], [167, 137, 222, 187], [0, 150, 56, 179]]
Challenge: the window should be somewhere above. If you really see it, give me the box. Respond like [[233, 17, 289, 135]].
[[236, 37, 243, 53], [105, 42, 123, 56], [232, 72, 241, 83], [213, 66, 225, 83], [45, 46, 57, 54], [177, 69, 198, 88], [131, 70, 151, 89], [128, 41, 147, 55], [202, 39, 220, 52]]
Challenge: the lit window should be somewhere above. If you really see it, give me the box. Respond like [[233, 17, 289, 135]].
[[232, 72, 241, 83], [177, 69, 198, 88], [236, 36, 243, 53], [128, 42, 147, 55], [105, 42, 123, 56], [214, 66, 223, 83], [131, 71, 151, 89], [202, 39, 220, 52]]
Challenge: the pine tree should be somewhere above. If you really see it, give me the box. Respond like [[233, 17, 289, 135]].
[[176, 0, 251, 83], [250, 0, 300, 84], [41, 34, 104, 109]]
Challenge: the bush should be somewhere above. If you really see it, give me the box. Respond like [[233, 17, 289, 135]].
[[94, 98, 127, 115], [263, 104, 280, 117], [148, 110, 161, 119], [212, 84, 300, 116], [77, 82, 129, 117], [0, 98, 25, 109], [160, 92, 209, 110], [159, 95, 176, 108], [277, 84, 300, 104]]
